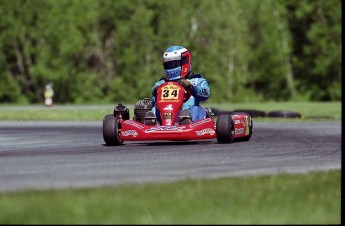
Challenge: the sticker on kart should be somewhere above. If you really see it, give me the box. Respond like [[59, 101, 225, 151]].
[[235, 128, 244, 134], [121, 130, 139, 137], [195, 128, 216, 136], [124, 120, 144, 129], [189, 118, 212, 128], [159, 84, 181, 102], [145, 125, 185, 133]]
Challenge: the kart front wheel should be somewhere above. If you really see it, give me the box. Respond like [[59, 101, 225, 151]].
[[103, 114, 123, 146], [216, 114, 234, 143]]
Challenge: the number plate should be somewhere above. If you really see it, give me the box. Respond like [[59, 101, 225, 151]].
[[160, 84, 180, 100]]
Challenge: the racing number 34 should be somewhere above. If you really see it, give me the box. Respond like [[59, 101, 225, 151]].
[[161, 89, 179, 99]]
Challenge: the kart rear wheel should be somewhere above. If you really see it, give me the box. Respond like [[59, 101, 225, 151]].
[[216, 114, 234, 143], [103, 114, 123, 146]]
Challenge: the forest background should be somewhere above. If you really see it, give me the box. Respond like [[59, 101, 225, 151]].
[[0, 0, 341, 104]]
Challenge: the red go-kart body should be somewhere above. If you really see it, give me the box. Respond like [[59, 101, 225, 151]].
[[103, 81, 253, 145]]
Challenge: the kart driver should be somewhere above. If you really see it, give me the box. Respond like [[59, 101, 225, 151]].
[[150, 45, 210, 123]]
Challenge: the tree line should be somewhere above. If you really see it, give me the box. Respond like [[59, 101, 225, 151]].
[[0, 0, 341, 104]]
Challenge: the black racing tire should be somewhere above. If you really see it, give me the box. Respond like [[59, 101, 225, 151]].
[[103, 114, 123, 146], [267, 111, 301, 118], [233, 109, 266, 118], [216, 114, 234, 143]]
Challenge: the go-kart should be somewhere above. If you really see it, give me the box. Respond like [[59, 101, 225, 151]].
[[103, 81, 253, 146]]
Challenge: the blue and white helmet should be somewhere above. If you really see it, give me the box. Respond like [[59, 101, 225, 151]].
[[162, 46, 192, 80]]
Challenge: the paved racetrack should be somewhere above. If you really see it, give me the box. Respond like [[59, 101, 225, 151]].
[[0, 121, 341, 193]]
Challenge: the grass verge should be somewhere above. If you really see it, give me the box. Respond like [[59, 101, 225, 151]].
[[0, 169, 340, 224]]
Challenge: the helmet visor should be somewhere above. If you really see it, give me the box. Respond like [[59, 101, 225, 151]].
[[163, 60, 181, 70], [163, 56, 189, 70]]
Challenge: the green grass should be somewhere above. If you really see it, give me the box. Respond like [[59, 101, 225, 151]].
[[0, 101, 341, 121], [0, 170, 340, 224], [0, 108, 112, 121]]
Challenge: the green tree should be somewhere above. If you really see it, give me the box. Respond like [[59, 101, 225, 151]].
[[0, 0, 47, 103], [285, 0, 342, 101], [0, 0, 341, 104], [183, 0, 254, 102], [243, 0, 297, 101]]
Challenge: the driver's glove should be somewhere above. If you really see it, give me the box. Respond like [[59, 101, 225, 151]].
[[178, 78, 192, 91]]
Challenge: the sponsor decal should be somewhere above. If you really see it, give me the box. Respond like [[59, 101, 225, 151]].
[[189, 118, 212, 128], [164, 112, 172, 119], [235, 128, 244, 134], [158, 99, 180, 102], [145, 125, 184, 133], [232, 117, 245, 126], [124, 120, 144, 129], [121, 130, 138, 137], [196, 128, 216, 136], [163, 104, 173, 110], [162, 84, 180, 90], [245, 116, 250, 135]]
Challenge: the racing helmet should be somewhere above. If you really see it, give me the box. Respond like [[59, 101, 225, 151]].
[[162, 46, 192, 80]]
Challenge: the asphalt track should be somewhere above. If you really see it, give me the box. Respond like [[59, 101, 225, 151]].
[[0, 121, 341, 193]]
